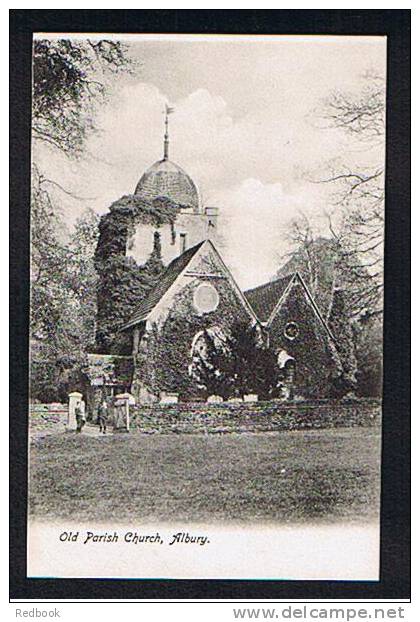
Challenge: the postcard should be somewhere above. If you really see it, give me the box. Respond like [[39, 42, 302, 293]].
[[27, 33, 386, 581]]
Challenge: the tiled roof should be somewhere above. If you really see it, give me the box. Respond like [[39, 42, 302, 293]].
[[135, 159, 200, 213], [121, 241, 206, 330], [244, 274, 294, 322]]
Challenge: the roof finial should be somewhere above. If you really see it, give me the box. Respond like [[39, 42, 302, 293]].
[[163, 103, 174, 160]]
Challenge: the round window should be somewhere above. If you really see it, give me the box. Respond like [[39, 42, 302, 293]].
[[193, 283, 219, 314], [284, 321, 299, 340]]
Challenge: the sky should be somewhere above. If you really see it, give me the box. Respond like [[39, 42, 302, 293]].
[[35, 34, 386, 289]]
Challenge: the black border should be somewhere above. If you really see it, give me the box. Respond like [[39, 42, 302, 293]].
[[10, 9, 411, 600]]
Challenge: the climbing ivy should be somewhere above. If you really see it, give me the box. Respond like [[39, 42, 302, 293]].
[[94, 195, 183, 353], [133, 277, 257, 400]]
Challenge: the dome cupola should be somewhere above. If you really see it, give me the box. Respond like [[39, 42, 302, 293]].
[[134, 105, 200, 213]]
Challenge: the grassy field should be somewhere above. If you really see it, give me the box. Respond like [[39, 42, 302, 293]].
[[29, 428, 381, 524]]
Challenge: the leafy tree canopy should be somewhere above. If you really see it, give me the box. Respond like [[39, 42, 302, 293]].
[[191, 322, 280, 400], [33, 38, 132, 157]]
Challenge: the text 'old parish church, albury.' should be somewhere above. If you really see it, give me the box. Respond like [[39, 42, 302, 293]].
[[86, 110, 342, 406]]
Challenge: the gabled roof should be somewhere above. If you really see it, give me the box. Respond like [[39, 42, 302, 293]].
[[121, 241, 206, 330], [244, 274, 294, 323], [245, 272, 335, 342]]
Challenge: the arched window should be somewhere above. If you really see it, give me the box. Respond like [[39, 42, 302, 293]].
[[189, 330, 209, 384], [277, 349, 296, 370], [190, 326, 226, 358], [180, 232, 187, 254], [277, 350, 296, 400], [191, 330, 208, 359], [189, 326, 226, 380]]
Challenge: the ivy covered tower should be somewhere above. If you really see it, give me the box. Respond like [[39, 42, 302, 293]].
[[93, 106, 221, 354], [126, 105, 219, 266]]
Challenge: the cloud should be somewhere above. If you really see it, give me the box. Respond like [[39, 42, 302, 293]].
[[214, 178, 307, 289]]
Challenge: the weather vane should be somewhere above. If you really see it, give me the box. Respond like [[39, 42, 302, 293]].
[[163, 103, 175, 160]]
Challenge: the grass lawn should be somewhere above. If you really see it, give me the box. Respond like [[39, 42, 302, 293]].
[[29, 428, 381, 524]]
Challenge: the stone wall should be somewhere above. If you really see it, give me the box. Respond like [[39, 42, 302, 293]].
[[29, 407, 68, 433], [28, 399, 381, 435], [128, 399, 381, 434]]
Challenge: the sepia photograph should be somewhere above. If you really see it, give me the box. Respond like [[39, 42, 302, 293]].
[[24, 31, 388, 581]]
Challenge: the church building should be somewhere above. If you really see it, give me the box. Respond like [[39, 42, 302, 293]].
[[85, 110, 341, 407]]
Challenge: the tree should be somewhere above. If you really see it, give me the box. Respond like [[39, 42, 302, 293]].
[[67, 208, 100, 349], [353, 315, 383, 397], [327, 212, 383, 320], [320, 72, 385, 142], [30, 197, 100, 400], [30, 38, 132, 400], [30, 168, 73, 345], [190, 329, 231, 397], [33, 38, 132, 157], [316, 72, 385, 320], [285, 215, 319, 293], [328, 288, 358, 396], [275, 73, 386, 397], [191, 322, 280, 400], [280, 216, 338, 319], [283, 211, 383, 321]]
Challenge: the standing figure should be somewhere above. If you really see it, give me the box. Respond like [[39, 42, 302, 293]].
[[75, 400, 86, 433], [98, 399, 108, 435]]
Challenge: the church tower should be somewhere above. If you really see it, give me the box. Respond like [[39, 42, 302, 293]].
[[126, 106, 220, 265]]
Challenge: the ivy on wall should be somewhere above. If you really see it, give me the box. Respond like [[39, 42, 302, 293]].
[[269, 282, 341, 397], [93, 195, 183, 353], [133, 275, 256, 399]]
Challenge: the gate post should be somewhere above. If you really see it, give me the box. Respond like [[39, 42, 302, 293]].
[[67, 392, 83, 431], [114, 393, 135, 432]]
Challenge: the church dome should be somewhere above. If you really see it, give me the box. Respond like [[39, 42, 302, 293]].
[[135, 158, 200, 213]]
